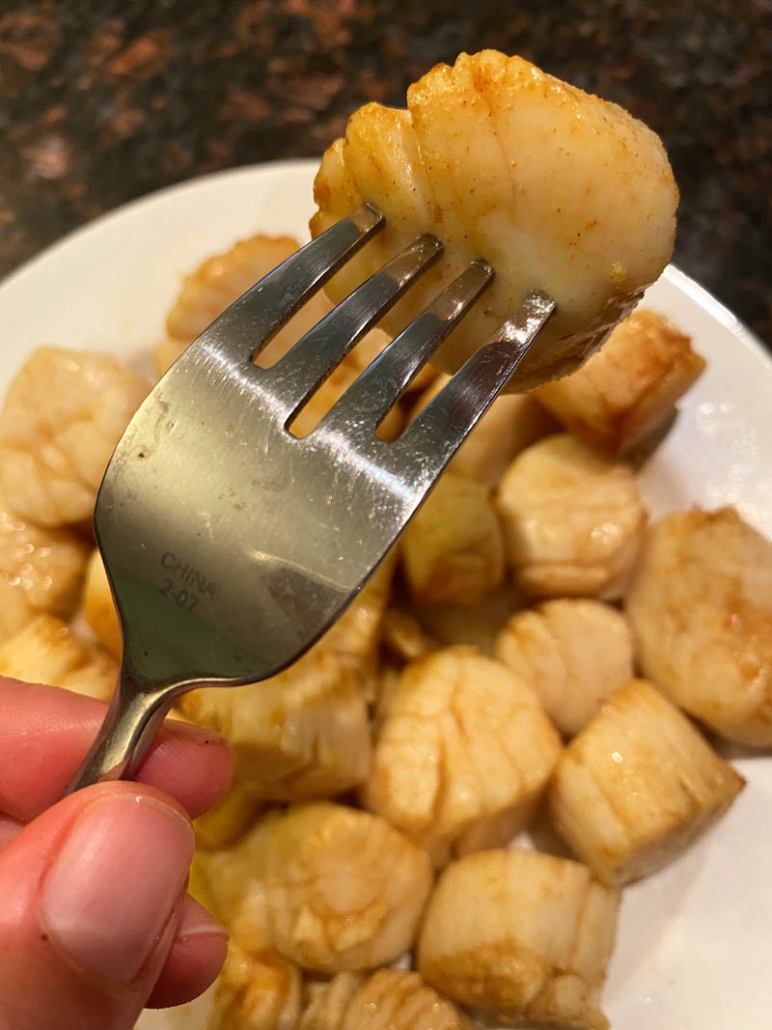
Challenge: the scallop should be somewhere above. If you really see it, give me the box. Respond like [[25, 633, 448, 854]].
[[312, 50, 677, 391]]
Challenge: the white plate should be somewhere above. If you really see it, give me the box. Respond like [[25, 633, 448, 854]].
[[2, 160, 771, 1030]]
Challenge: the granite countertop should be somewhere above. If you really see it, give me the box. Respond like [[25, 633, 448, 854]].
[[1, 0, 770, 345]]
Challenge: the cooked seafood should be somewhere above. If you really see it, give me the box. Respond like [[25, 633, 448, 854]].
[[312, 50, 677, 391], [380, 607, 438, 664], [496, 433, 646, 599], [0, 489, 88, 644], [178, 562, 393, 800], [410, 375, 556, 487], [0, 613, 117, 700], [201, 804, 433, 973], [417, 848, 620, 1030], [626, 507, 772, 746], [207, 941, 301, 1030], [299, 969, 477, 1029], [0, 347, 149, 527], [362, 647, 561, 866], [495, 598, 635, 736], [407, 583, 524, 654], [0, 72, 760, 1027], [536, 309, 706, 456], [181, 650, 371, 803], [165, 233, 332, 371], [401, 472, 505, 606], [549, 680, 745, 885], [193, 784, 265, 852], [299, 973, 364, 1030], [82, 548, 121, 657]]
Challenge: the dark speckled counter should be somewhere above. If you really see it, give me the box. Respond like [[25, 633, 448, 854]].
[[0, 0, 770, 345]]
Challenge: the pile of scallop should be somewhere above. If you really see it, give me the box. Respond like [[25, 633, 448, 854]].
[[0, 227, 769, 1030]]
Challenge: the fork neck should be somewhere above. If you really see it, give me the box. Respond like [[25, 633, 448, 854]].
[[66, 662, 175, 793]]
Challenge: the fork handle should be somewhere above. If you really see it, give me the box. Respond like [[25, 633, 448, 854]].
[[66, 669, 174, 792]]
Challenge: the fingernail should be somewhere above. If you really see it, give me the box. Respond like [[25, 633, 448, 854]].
[[176, 897, 228, 942], [41, 793, 194, 984]]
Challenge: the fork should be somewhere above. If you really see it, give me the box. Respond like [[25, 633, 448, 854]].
[[68, 204, 555, 792]]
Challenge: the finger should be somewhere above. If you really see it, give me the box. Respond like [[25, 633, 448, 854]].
[[0, 781, 218, 1030], [146, 896, 228, 1009], [0, 813, 23, 852], [0, 678, 233, 822]]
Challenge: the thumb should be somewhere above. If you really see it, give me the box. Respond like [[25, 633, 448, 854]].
[[0, 783, 195, 1030]]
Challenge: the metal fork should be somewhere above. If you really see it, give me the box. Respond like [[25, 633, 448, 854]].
[[68, 204, 554, 791]]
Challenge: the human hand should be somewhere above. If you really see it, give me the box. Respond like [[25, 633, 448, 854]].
[[0, 678, 234, 1030]]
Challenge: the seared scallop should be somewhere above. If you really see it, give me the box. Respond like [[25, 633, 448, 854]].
[[362, 646, 561, 866], [0, 490, 88, 644], [549, 679, 745, 885], [495, 599, 635, 736], [299, 969, 477, 1030], [418, 848, 620, 1030], [0, 613, 117, 700], [496, 433, 645, 599], [0, 347, 149, 527], [626, 507, 772, 746], [401, 472, 505, 606], [201, 804, 432, 973], [312, 50, 677, 391], [536, 309, 705, 457], [207, 941, 301, 1030]]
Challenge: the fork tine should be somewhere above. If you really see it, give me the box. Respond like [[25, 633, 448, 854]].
[[316, 261, 494, 436], [396, 291, 556, 479], [264, 235, 444, 419], [195, 205, 384, 364]]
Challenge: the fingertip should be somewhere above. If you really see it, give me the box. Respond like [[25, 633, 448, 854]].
[[146, 896, 228, 1009]]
